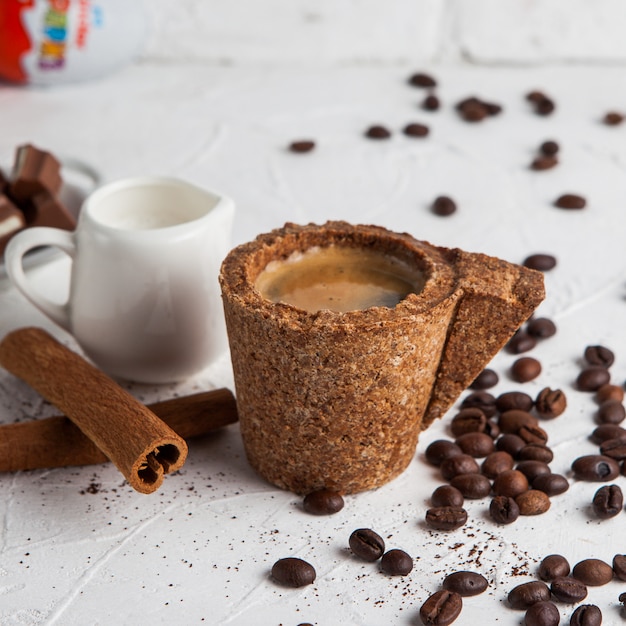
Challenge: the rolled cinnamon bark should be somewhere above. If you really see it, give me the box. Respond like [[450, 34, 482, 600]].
[[0, 327, 193, 493], [0, 388, 238, 473]]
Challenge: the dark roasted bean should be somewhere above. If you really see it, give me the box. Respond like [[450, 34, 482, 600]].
[[422, 94, 441, 111], [496, 391, 535, 413], [380, 549, 413, 576], [572, 455, 620, 481], [570, 604, 602, 626], [349, 528, 385, 561], [457, 97, 488, 122], [460, 391, 497, 417], [440, 454, 480, 480], [470, 368, 499, 390], [596, 383, 624, 403], [573, 559, 614, 586], [592, 484, 623, 519], [493, 469, 529, 497], [511, 357, 542, 383], [489, 495, 520, 524], [482, 451, 515, 479], [288, 140, 316, 153], [577, 367, 611, 392], [431, 195, 457, 216], [535, 387, 566, 419], [403, 122, 430, 137], [523, 254, 557, 272], [526, 90, 548, 103], [538, 554, 570, 581], [508, 580, 551, 609], [271, 557, 316, 587], [620, 591, 626, 605], [554, 193, 586, 209], [408, 72, 437, 88], [516, 460, 551, 483], [596, 399, 625, 424], [535, 97, 556, 116], [365, 125, 391, 139], [496, 433, 527, 458], [518, 424, 549, 446], [527, 317, 557, 339], [590, 423, 626, 444], [584, 345, 615, 368], [419, 589, 463, 626], [499, 410, 538, 434], [302, 489, 344, 515], [603, 111, 624, 126], [532, 473, 569, 496], [431, 485, 464, 508], [540, 140, 559, 156], [449, 473, 491, 499], [612, 554, 626, 581], [450, 408, 487, 437], [442, 571, 488, 596], [425, 506, 468, 531], [530, 155, 558, 171], [455, 432, 494, 458], [425, 439, 463, 466], [516, 489, 551, 515], [524, 601, 559, 626], [518, 444, 553, 464], [506, 331, 537, 354], [550, 576, 588, 603], [599, 436, 626, 460]]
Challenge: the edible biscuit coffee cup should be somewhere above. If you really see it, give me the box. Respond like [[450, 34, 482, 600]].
[[220, 221, 544, 494]]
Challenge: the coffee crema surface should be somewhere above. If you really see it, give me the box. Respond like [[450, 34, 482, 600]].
[[255, 245, 425, 313]]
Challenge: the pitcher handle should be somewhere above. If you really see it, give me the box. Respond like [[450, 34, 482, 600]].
[[422, 248, 545, 429], [4, 227, 76, 331]]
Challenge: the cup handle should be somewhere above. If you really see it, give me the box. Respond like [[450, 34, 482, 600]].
[[4, 227, 76, 331]]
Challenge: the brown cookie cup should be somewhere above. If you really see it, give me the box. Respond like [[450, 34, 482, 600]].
[[219, 222, 544, 494]]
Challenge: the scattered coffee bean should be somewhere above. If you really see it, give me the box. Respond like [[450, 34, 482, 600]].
[[271, 557, 316, 587], [603, 111, 624, 126], [530, 155, 558, 171], [380, 549, 413, 576], [527, 318, 557, 339], [431, 484, 464, 508], [523, 253, 557, 272], [431, 195, 457, 216], [482, 451, 515, 478], [527, 90, 547, 102], [349, 528, 385, 561], [516, 489, 551, 515], [599, 436, 626, 460], [440, 454, 480, 480], [450, 408, 487, 437], [572, 558, 614, 586], [422, 94, 441, 111], [461, 391, 497, 417], [590, 423, 626, 444], [516, 460, 551, 483], [540, 140, 560, 156], [596, 383, 624, 404], [584, 345, 615, 368], [508, 580, 551, 609], [518, 423, 549, 445], [470, 368, 499, 390], [535, 387, 567, 419], [554, 193, 586, 209], [497, 391, 535, 413], [442, 571, 488, 597], [538, 554, 571, 581], [288, 140, 316, 153], [518, 444, 554, 464], [524, 600, 560, 626], [550, 576, 588, 603], [365, 125, 391, 139], [425, 506, 468, 531], [596, 399, 625, 424], [507, 331, 537, 354], [572, 454, 620, 481], [457, 98, 488, 122], [497, 433, 527, 457], [536, 96, 556, 116], [612, 554, 626, 581], [450, 473, 491, 499], [532, 473, 569, 496], [455, 432, 494, 458], [577, 367, 611, 392], [499, 409, 538, 434], [403, 122, 430, 137], [511, 357, 542, 382], [489, 495, 520, 524], [592, 484, 623, 519], [419, 589, 463, 626], [493, 469, 529, 497], [425, 439, 463, 466], [302, 489, 344, 515], [408, 72, 437, 88], [570, 604, 602, 626]]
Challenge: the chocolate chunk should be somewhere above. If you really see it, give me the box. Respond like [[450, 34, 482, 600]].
[[0, 194, 26, 254], [22, 192, 76, 230], [9, 144, 62, 202]]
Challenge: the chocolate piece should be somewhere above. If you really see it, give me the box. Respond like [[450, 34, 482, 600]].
[[22, 191, 76, 230], [0, 193, 26, 255], [9, 144, 62, 202]]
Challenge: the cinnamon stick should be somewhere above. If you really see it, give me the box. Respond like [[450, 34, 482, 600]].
[[0, 327, 198, 493], [0, 388, 238, 473]]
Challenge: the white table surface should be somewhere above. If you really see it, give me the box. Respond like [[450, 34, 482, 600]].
[[1, 63, 626, 625]]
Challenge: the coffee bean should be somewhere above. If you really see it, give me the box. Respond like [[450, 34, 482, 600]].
[[288, 140, 316, 153], [508, 580, 551, 609], [584, 345, 615, 368], [540, 140, 560, 156], [511, 357, 542, 383], [526, 90, 548, 103], [534, 96, 556, 116], [302, 489, 344, 515], [572, 558, 614, 586], [496, 433, 527, 458], [493, 469, 529, 497], [620, 591, 626, 605], [535, 387, 567, 419], [450, 408, 487, 437], [577, 367, 611, 392], [527, 318, 557, 339], [518, 444, 554, 464], [455, 432, 494, 458], [596, 399, 625, 424], [442, 571, 488, 596], [592, 484, 623, 519], [380, 549, 413, 576], [408, 72, 437, 88], [523, 253, 557, 272], [422, 94, 441, 111], [470, 368, 499, 390], [590, 423, 626, 444], [431, 195, 457, 216], [403, 122, 430, 137], [550, 576, 588, 603], [425, 439, 463, 466], [489, 495, 520, 524], [271, 557, 316, 587], [612, 554, 626, 581], [516, 489, 551, 515], [596, 383, 624, 403], [538, 554, 570, 581], [431, 485, 464, 508], [530, 155, 558, 171], [554, 193, 586, 209], [365, 125, 391, 139], [482, 451, 515, 478], [419, 589, 463, 626], [450, 473, 491, 499], [524, 601, 560, 626], [572, 455, 620, 481], [349, 528, 385, 561], [599, 436, 626, 460], [461, 391, 497, 417], [497, 391, 535, 413], [532, 473, 570, 496], [506, 331, 537, 354], [440, 454, 480, 480], [499, 410, 538, 434], [518, 424, 549, 445], [603, 111, 624, 126], [425, 506, 468, 531], [570, 604, 602, 626], [516, 460, 551, 483]]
